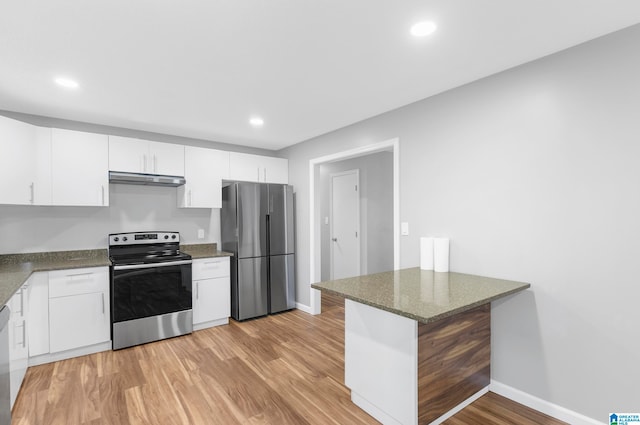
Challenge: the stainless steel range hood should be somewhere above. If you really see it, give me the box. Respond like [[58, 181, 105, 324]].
[[109, 171, 186, 187]]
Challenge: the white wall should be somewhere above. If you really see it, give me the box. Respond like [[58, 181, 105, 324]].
[[319, 152, 394, 280], [280, 24, 640, 421], [0, 183, 219, 253]]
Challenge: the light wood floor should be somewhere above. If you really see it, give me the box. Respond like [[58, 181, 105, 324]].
[[12, 294, 566, 424]]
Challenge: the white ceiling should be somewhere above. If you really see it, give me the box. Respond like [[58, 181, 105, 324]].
[[1, 1, 639, 151]]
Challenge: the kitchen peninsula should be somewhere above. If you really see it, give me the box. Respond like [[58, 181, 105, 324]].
[[312, 268, 530, 425]]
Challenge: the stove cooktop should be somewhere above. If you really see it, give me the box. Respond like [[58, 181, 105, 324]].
[[108, 231, 191, 265]]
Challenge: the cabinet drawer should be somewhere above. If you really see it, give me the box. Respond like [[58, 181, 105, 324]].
[[192, 257, 230, 280], [49, 267, 109, 298]]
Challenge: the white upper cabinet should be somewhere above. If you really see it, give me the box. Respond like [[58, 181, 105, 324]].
[[109, 135, 185, 176], [51, 129, 109, 206], [228, 152, 288, 184], [178, 146, 229, 208], [0, 116, 51, 205]]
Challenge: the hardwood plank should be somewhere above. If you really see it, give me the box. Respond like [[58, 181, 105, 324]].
[[418, 303, 491, 424], [13, 303, 564, 425], [444, 392, 568, 425]]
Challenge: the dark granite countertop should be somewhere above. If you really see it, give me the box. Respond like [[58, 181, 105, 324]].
[[180, 243, 233, 259], [1, 244, 233, 306], [312, 267, 530, 324], [0, 249, 110, 307]]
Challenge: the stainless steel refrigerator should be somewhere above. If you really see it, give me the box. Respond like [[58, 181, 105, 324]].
[[221, 182, 295, 321]]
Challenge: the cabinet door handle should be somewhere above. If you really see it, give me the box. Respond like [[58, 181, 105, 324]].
[[101, 185, 105, 206], [153, 155, 157, 173], [143, 154, 148, 173], [22, 320, 26, 348], [188, 189, 192, 207], [67, 272, 93, 282], [30, 182, 34, 204], [101, 293, 105, 314], [196, 282, 199, 300]]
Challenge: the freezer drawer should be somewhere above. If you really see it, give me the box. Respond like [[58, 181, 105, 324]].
[[269, 254, 295, 314], [232, 257, 268, 321]]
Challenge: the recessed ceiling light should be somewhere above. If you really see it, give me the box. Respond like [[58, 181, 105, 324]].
[[54, 77, 79, 89], [249, 116, 264, 127], [410, 21, 437, 37]]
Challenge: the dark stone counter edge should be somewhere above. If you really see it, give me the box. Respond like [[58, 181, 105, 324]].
[[311, 283, 531, 325], [1, 245, 233, 306]]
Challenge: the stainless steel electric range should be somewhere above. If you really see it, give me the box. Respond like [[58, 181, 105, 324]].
[[108, 231, 192, 350]]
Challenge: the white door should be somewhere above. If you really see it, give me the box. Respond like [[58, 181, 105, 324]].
[[330, 170, 360, 279]]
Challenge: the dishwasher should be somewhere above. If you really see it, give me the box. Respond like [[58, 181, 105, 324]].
[[0, 305, 10, 425]]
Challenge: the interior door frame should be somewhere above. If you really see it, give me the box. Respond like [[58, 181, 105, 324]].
[[329, 169, 360, 280], [308, 137, 400, 315]]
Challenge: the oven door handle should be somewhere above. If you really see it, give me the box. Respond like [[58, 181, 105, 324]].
[[113, 260, 193, 271]]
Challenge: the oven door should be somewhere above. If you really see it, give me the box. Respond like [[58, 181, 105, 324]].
[[111, 260, 192, 349]]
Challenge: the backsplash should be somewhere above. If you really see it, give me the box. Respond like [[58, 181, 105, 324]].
[[0, 183, 219, 254]]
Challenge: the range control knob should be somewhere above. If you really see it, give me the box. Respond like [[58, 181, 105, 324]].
[[171, 234, 177, 240], [164, 235, 169, 240], [113, 237, 119, 242], [123, 236, 128, 242]]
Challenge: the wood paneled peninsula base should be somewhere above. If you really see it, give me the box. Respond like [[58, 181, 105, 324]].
[[312, 268, 530, 425]]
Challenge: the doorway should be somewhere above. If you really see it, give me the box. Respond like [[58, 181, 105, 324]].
[[309, 138, 400, 315], [330, 169, 360, 280]]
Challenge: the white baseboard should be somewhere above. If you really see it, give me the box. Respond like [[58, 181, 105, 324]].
[[296, 302, 312, 314], [430, 386, 489, 425], [193, 317, 229, 331], [490, 380, 604, 425], [29, 341, 112, 367]]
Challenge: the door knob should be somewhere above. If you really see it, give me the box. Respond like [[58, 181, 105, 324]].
[[332, 238, 338, 242]]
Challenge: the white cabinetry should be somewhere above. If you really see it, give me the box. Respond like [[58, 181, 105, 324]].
[[228, 152, 288, 184], [27, 272, 49, 357], [109, 135, 185, 176], [48, 267, 110, 353], [178, 147, 229, 208], [8, 282, 29, 408], [51, 129, 109, 206], [0, 116, 51, 205], [192, 257, 230, 330]]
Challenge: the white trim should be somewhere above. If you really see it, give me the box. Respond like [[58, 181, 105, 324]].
[[490, 380, 604, 425], [428, 387, 488, 425], [193, 317, 229, 331], [329, 169, 361, 280], [28, 341, 111, 366], [351, 392, 404, 425], [309, 138, 400, 315], [295, 302, 313, 314]]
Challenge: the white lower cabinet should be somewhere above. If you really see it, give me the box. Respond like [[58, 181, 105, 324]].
[[48, 267, 110, 354], [8, 282, 29, 408], [27, 272, 49, 357], [192, 257, 230, 330]]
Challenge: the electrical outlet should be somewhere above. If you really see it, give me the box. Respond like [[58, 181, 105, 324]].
[[401, 222, 409, 236], [324, 216, 329, 225], [197, 229, 205, 239]]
